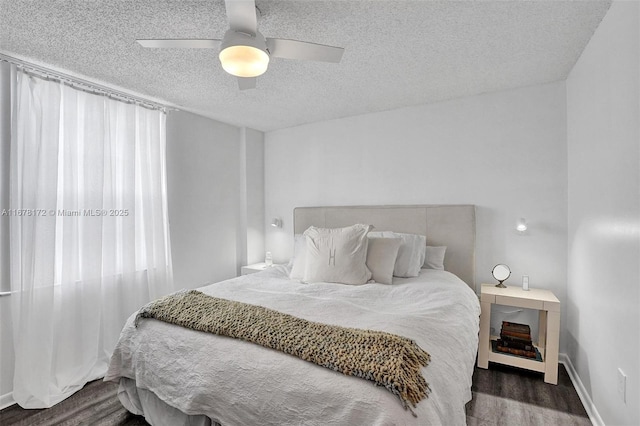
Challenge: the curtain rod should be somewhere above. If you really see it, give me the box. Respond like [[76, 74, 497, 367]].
[[0, 53, 175, 112]]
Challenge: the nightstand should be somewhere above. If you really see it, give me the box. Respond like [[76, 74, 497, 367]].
[[241, 262, 269, 275], [477, 283, 560, 384]]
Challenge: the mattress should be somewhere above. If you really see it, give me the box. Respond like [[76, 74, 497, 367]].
[[105, 265, 480, 425]]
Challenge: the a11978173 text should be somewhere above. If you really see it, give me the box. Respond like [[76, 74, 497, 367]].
[[1, 209, 130, 217]]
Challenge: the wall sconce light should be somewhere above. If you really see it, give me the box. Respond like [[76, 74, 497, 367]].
[[516, 218, 528, 233], [271, 218, 282, 228]]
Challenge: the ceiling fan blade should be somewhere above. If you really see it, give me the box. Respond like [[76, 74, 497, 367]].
[[137, 39, 220, 48], [238, 77, 257, 90], [224, 0, 258, 35], [266, 38, 344, 63]]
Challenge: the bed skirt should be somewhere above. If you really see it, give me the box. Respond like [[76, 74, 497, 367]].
[[117, 377, 221, 426]]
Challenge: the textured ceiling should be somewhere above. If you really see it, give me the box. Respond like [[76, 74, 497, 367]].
[[1, 0, 611, 132]]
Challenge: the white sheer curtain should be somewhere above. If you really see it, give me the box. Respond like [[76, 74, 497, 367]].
[[10, 67, 174, 408]]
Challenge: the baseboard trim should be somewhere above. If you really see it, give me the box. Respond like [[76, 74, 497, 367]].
[[559, 353, 604, 426], [0, 391, 15, 410]]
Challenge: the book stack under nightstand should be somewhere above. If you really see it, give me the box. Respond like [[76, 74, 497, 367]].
[[495, 321, 539, 359]]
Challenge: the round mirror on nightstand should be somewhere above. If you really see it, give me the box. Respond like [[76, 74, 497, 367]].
[[492, 264, 511, 288]]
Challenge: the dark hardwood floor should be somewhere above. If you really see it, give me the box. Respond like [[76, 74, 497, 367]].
[[1, 364, 590, 425], [0, 380, 146, 426], [466, 363, 591, 425]]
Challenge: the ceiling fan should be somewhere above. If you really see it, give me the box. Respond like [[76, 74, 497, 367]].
[[137, 0, 345, 90]]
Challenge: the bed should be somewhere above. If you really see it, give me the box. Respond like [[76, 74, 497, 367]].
[[105, 205, 480, 425]]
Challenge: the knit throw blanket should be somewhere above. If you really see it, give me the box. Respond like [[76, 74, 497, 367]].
[[135, 290, 431, 415]]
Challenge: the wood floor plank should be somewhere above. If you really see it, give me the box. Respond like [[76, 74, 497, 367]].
[[466, 363, 591, 425], [0, 380, 145, 426]]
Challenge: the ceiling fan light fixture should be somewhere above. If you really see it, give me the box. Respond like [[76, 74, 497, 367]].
[[220, 45, 269, 77], [219, 30, 269, 78]]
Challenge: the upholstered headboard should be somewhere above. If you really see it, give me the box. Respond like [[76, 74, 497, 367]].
[[293, 205, 476, 290]]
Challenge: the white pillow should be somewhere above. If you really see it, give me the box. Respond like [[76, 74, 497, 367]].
[[368, 231, 426, 278], [424, 246, 447, 270], [366, 237, 402, 284], [289, 234, 307, 280], [303, 224, 372, 285]]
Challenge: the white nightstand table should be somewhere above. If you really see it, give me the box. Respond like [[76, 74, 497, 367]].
[[477, 283, 560, 384], [241, 263, 269, 275]]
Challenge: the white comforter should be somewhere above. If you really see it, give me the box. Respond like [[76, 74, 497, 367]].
[[105, 266, 480, 426]]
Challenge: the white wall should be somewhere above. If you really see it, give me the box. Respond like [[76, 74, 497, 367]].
[[244, 128, 265, 265], [237, 127, 265, 268], [566, 2, 639, 425], [0, 61, 14, 406], [0, 297, 11, 407], [265, 82, 568, 348], [166, 111, 265, 288]]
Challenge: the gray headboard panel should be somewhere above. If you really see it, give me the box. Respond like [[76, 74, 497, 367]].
[[293, 205, 476, 289]]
